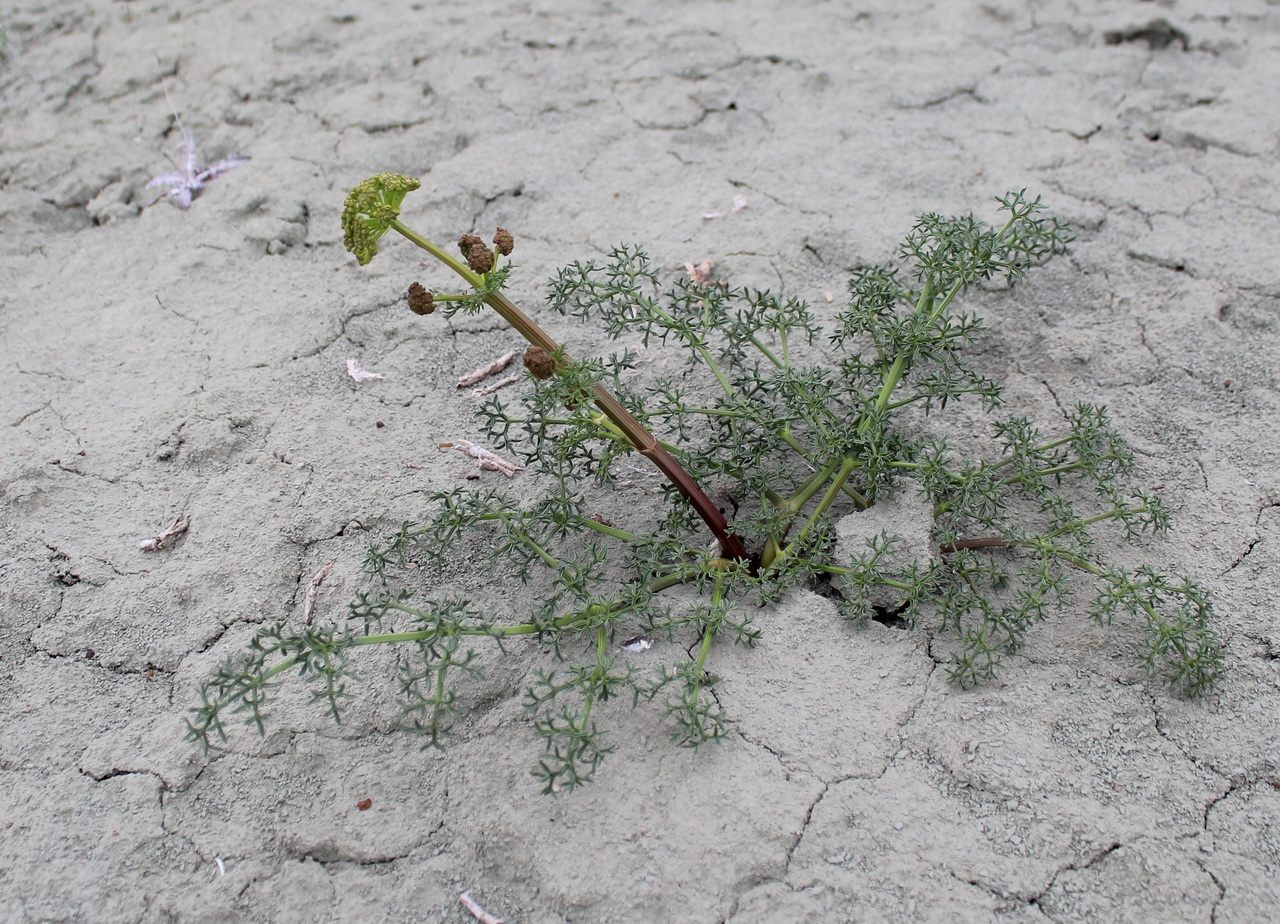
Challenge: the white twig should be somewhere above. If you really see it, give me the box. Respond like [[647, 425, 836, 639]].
[[459, 892, 504, 924], [457, 351, 517, 388], [214, 857, 227, 877], [347, 359, 384, 382], [140, 516, 189, 551], [439, 440, 524, 478], [302, 561, 335, 626], [702, 194, 748, 219], [471, 373, 519, 397]]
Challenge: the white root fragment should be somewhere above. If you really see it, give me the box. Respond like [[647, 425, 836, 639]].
[[439, 440, 524, 478], [457, 351, 516, 387], [347, 359, 384, 382], [140, 516, 189, 551], [214, 857, 226, 877], [471, 373, 519, 397], [702, 194, 748, 219], [459, 892, 504, 924], [302, 561, 335, 626], [684, 259, 715, 284]]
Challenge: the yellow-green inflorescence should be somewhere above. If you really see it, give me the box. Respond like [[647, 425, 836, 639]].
[[341, 173, 421, 265]]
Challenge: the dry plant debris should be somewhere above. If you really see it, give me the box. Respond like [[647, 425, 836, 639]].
[[459, 892, 504, 924], [701, 194, 748, 219], [302, 561, 335, 626], [146, 89, 248, 210], [684, 259, 715, 284], [471, 373, 520, 397], [139, 516, 188, 551], [457, 351, 517, 387], [438, 439, 524, 478], [346, 358, 384, 382]]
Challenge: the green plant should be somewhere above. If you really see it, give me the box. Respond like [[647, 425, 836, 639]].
[[188, 175, 1221, 792]]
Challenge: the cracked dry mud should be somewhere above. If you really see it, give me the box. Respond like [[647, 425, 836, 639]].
[[1, 1, 1278, 922]]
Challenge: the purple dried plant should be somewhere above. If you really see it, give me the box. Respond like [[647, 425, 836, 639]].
[[146, 90, 248, 209]]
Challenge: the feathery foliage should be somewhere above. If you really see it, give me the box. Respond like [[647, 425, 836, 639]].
[[189, 180, 1221, 793]]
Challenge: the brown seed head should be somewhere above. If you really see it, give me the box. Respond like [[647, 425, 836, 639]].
[[458, 233, 495, 274], [493, 227, 514, 256], [523, 345, 558, 380], [469, 246, 495, 274], [407, 281, 435, 315]]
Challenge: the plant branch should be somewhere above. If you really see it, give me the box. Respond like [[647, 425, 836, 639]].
[[389, 220, 749, 564]]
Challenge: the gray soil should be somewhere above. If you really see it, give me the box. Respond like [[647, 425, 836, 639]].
[[2, 1, 1278, 922]]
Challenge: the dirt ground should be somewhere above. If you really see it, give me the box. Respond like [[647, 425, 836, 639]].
[[2, 1, 1278, 921]]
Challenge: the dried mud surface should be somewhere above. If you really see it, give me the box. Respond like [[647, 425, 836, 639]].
[[1, 1, 1278, 922]]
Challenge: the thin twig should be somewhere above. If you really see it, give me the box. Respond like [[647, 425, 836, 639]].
[[459, 893, 504, 924], [439, 440, 524, 478], [702, 194, 748, 219], [302, 561, 335, 626], [471, 373, 519, 397], [140, 516, 189, 551], [457, 351, 516, 387]]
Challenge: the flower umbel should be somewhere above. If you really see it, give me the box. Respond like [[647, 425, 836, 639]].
[[341, 173, 422, 265]]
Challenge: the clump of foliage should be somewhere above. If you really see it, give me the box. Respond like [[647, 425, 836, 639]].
[[189, 175, 1221, 792]]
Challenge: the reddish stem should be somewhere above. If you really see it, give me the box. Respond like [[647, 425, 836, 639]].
[[482, 290, 749, 563], [938, 537, 1019, 553]]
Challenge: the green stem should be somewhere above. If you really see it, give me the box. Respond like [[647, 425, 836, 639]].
[[390, 219, 484, 287], [686, 572, 724, 705], [998, 458, 1107, 486], [496, 513, 561, 569], [986, 436, 1074, 472], [578, 517, 636, 542], [777, 429, 870, 509], [815, 563, 917, 592], [770, 456, 858, 567], [785, 460, 844, 511], [925, 456, 1123, 517], [1041, 506, 1137, 541], [1033, 544, 1196, 668], [865, 279, 935, 422], [679, 406, 770, 420], [759, 460, 845, 569], [747, 334, 784, 368]]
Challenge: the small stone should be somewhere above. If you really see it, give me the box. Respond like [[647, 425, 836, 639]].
[[832, 478, 936, 610]]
